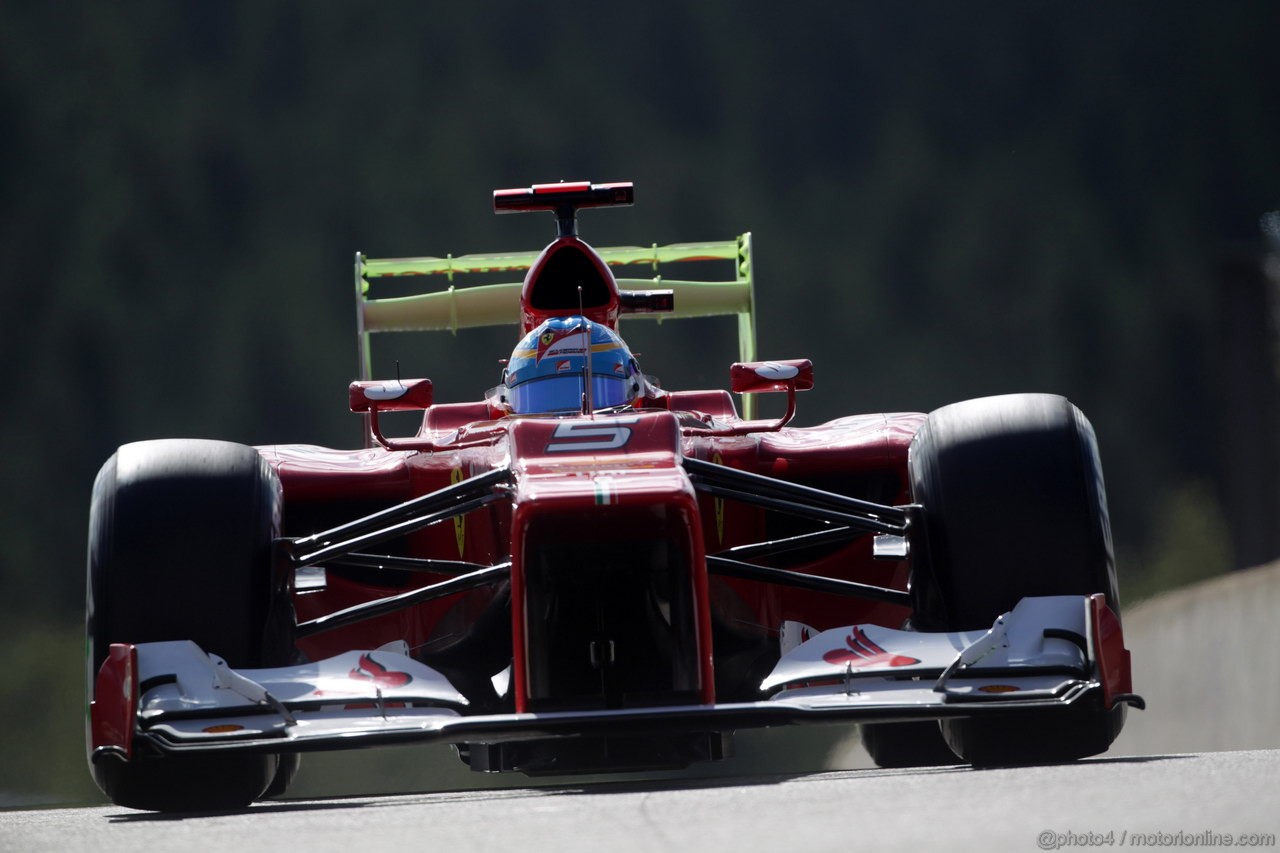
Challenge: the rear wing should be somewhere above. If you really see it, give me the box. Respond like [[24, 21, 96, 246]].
[[355, 234, 757, 383]]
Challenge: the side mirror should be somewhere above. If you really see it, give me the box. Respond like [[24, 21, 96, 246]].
[[729, 360, 814, 395], [348, 378, 434, 413]]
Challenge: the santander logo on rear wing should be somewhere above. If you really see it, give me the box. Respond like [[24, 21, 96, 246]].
[[493, 181, 635, 236]]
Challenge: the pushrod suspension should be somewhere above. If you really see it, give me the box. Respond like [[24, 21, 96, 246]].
[[692, 482, 905, 536], [326, 553, 497, 576], [711, 525, 861, 561], [706, 556, 910, 606], [295, 563, 511, 639], [285, 467, 512, 566], [683, 456, 908, 531]]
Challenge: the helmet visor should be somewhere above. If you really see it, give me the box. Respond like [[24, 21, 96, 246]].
[[508, 373, 632, 414]]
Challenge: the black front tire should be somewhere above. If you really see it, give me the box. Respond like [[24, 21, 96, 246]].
[[261, 753, 302, 800], [907, 393, 1124, 767], [859, 720, 962, 769], [87, 439, 295, 810]]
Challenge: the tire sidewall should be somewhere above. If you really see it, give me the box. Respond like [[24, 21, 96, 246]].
[[905, 393, 1124, 765], [908, 393, 1119, 630], [85, 439, 292, 809]]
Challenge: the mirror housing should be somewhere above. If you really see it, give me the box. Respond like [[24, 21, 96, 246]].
[[729, 360, 814, 395], [349, 379, 434, 413], [619, 289, 675, 315]]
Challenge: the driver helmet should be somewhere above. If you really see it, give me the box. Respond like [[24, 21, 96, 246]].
[[504, 316, 644, 414]]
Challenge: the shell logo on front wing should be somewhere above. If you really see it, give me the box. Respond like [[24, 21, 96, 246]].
[[348, 653, 413, 688], [822, 626, 920, 668]]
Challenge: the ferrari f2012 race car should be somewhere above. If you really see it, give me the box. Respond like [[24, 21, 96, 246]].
[[86, 181, 1142, 811]]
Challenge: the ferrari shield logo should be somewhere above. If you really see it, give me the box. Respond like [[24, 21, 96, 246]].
[[451, 468, 466, 557], [712, 452, 725, 543], [535, 328, 588, 363]]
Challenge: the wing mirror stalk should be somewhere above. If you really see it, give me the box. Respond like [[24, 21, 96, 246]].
[[684, 360, 814, 436], [349, 379, 436, 451]]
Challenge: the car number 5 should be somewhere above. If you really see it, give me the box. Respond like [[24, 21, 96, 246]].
[[545, 418, 639, 452]]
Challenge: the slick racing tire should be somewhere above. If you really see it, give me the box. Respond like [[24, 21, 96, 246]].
[[859, 720, 962, 769], [261, 753, 302, 801], [87, 439, 295, 811], [907, 393, 1125, 767]]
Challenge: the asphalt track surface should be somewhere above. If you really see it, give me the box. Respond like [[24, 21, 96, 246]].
[[4, 749, 1277, 853]]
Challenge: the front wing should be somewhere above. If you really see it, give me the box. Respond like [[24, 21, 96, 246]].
[[90, 595, 1141, 765]]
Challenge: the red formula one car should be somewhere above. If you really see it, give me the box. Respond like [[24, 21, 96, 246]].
[[86, 181, 1142, 811]]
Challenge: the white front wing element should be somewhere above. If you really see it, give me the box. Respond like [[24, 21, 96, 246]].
[[133, 640, 467, 745], [115, 596, 1125, 756], [763, 595, 1094, 703]]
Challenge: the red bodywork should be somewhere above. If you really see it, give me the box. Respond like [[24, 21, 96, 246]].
[[85, 183, 1139, 804], [268, 408, 922, 712], [261, 204, 922, 717]]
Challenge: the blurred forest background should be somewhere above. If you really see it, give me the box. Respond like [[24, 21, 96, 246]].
[[2, 2, 1278, 805]]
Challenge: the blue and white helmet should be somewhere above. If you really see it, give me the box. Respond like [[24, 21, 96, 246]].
[[504, 316, 643, 414]]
